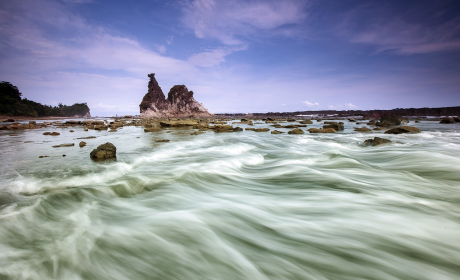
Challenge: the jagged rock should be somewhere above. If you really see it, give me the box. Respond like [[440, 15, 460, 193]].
[[439, 117, 455, 124], [288, 128, 304, 134], [308, 128, 337, 133], [363, 137, 392, 146], [271, 130, 284, 134], [323, 122, 344, 131], [140, 73, 213, 118], [384, 126, 420, 134], [79, 141, 87, 147], [90, 142, 116, 160], [354, 127, 372, 132], [53, 143, 75, 148]]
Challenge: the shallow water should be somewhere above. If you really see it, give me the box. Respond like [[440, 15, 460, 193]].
[[1, 120, 460, 280]]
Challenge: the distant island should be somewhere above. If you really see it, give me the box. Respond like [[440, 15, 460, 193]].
[[0, 81, 90, 118]]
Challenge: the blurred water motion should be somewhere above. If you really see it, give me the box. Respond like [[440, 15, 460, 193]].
[[0, 120, 460, 280]]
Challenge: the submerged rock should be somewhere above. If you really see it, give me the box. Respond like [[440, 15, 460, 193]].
[[144, 127, 162, 132], [271, 130, 284, 134], [363, 137, 392, 146], [90, 142, 117, 160], [354, 127, 372, 132], [155, 139, 170, 142], [43, 132, 60, 136], [52, 143, 75, 148], [308, 128, 337, 133], [384, 126, 420, 134]]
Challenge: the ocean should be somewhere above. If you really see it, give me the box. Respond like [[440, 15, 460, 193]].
[[1, 119, 460, 280]]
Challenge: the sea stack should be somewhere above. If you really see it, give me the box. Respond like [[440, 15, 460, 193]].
[[139, 73, 213, 118]]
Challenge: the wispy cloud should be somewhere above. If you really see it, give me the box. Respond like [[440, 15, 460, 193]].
[[328, 103, 357, 110], [302, 100, 319, 107], [187, 46, 246, 67], [181, 0, 309, 45]]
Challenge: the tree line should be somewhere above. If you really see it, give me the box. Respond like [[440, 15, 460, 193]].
[[0, 81, 90, 117]]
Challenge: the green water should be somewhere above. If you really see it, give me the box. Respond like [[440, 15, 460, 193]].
[[0, 120, 460, 280]]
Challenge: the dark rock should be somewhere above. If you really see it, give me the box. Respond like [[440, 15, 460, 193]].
[[454, 116, 460, 122], [233, 127, 243, 132], [4, 119, 14, 122], [288, 128, 304, 134], [39, 156, 49, 158], [439, 117, 455, 124], [140, 73, 213, 118], [79, 141, 87, 147], [363, 137, 392, 146], [287, 118, 296, 122], [90, 142, 117, 160], [43, 132, 60, 136], [384, 126, 420, 134], [299, 120, 313, 124], [376, 115, 408, 127], [155, 139, 170, 142]]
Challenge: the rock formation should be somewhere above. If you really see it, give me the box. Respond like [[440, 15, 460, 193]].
[[139, 73, 213, 118]]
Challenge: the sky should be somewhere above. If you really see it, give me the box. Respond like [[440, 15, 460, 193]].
[[1, 0, 459, 116]]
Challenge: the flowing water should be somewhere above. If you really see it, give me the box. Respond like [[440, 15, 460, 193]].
[[1, 120, 460, 280]]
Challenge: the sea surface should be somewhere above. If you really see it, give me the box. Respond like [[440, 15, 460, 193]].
[[0, 119, 460, 280]]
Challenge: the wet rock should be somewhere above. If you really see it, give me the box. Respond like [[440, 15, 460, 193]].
[[245, 128, 255, 131], [283, 125, 298, 128], [159, 120, 198, 127], [90, 142, 117, 160], [439, 117, 455, 124], [4, 119, 14, 122], [348, 118, 356, 122], [43, 132, 60, 136], [52, 143, 75, 148], [69, 130, 74, 133], [287, 118, 296, 122], [363, 137, 392, 146], [454, 116, 460, 122], [233, 127, 243, 132], [384, 126, 420, 134], [214, 125, 234, 132], [323, 122, 344, 131], [108, 128, 117, 132], [155, 139, 170, 142], [299, 120, 313, 124], [376, 115, 408, 127], [39, 155, 49, 158], [308, 128, 337, 133], [288, 128, 304, 134], [191, 131, 204, 135], [77, 136, 96, 139], [271, 130, 284, 134], [254, 128, 270, 132], [373, 127, 386, 131], [354, 127, 372, 132], [79, 141, 87, 147]]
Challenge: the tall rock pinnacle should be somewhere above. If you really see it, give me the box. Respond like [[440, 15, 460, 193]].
[[139, 73, 213, 118]]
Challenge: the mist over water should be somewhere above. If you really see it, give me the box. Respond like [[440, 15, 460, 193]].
[[1, 120, 460, 280]]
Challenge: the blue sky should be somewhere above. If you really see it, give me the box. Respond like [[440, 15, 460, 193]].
[[1, 0, 459, 116]]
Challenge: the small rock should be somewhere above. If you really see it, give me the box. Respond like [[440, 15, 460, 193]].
[[77, 136, 97, 139], [271, 130, 284, 134], [233, 127, 243, 132], [363, 137, 392, 146], [144, 128, 162, 132], [308, 128, 337, 133], [354, 127, 372, 132], [69, 130, 74, 133], [52, 143, 75, 148], [254, 128, 270, 132], [39, 156, 49, 158], [79, 141, 87, 147], [191, 131, 204, 135], [155, 139, 170, 142]]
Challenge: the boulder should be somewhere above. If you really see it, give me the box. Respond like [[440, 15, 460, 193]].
[[384, 126, 420, 134], [376, 115, 408, 127], [288, 128, 304, 134], [79, 141, 87, 147], [90, 142, 117, 160], [233, 127, 243, 132], [214, 125, 234, 132], [363, 137, 392, 146], [308, 128, 337, 133], [348, 118, 356, 122]]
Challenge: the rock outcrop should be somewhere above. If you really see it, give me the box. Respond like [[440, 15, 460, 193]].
[[363, 137, 392, 146], [139, 74, 213, 118], [384, 126, 420, 134], [90, 142, 117, 160]]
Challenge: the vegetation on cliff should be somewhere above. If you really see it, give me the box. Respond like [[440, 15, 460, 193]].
[[0, 81, 90, 117]]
